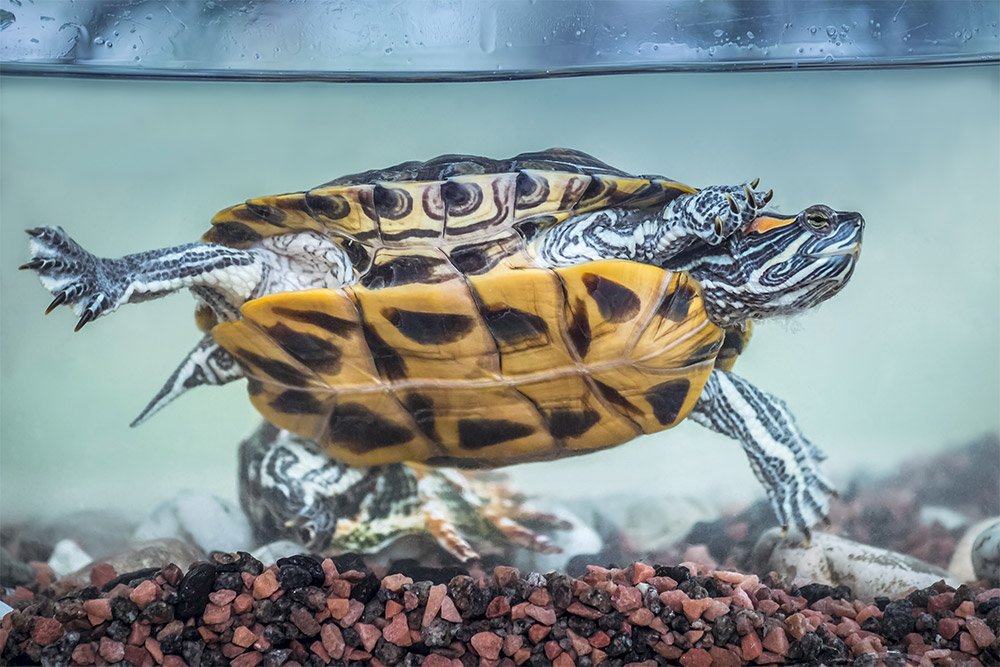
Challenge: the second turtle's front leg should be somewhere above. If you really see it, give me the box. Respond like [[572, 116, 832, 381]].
[[21, 226, 263, 330], [689, 369, 835, 538]]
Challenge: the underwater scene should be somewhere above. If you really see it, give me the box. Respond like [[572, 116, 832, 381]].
[[1, 64, 998, 666]]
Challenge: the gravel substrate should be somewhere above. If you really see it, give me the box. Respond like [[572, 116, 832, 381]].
[[2, 552, 997, 666]]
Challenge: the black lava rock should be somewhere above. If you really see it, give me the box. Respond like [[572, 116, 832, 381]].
[[175, 563, 217, 620]]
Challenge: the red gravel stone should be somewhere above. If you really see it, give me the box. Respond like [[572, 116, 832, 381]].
[[709, 646, 742, 667], [660, 589, 687, 613], [383, 612, 412, 646], [83, 597, 113, 623], [327, 597, 350, 619], [329, 579, 351, 598], [763, 627, 789, 656], [130, 580, 160, 609], [544, 640, 562, 660], [528, 623, 552, 644], [680, 647, 713, 667], [757, 598, 780, 615], [123, 644, 148, 666], [938, 617, 961, 640], [209, 589, 237, 606], [31, 617, 64, 646], [423, 583, 447, 626], [487, 595, 511, 618], [144, 639, 163, 664], [422, 655, 455, 667], [320, 624, 345, 660], [127, 622, 150, 646], [254, 570, 280, 600], [233, 626, 257, 648], [471, 631, 502, 660], [440, 595, 462, 623], [682, 597, 712, 621], [528, 588, 551, 606], [231, 650, 262, 667], [630, 607, 655, 626], [965, 617, 996, 648], [382, 573, 413, 592], [566, 601, 602, 619], [385, 599, 404, 618], [203, 602, 231, 625], [90, 563, 117, 588], [525, 603, 557, 625], [291, 606, 321, 637], [310, 640, 330, 664], [785, 613, 808, 640], [590, 630, 611, 648], [342, 599, 365, 627], [504, 634, 524, 656], [955, 600, 975, 618], [741, 631, 763, 661], [162, 655, 185, 667], [72, 643, 96, 665], [958, 632, 977, 654], [631, 561, 656, 584], [612, 585, 643, 612], [233, 593, 253, 614], [99, 637, 126, 663], [927, 592, 955, 615], [356, 623, 381, 653], [591, 648, 609, 664], [553, 652, 574, 667]]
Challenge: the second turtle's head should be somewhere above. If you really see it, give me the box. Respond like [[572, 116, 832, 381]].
[[678, 205, 864, 327]]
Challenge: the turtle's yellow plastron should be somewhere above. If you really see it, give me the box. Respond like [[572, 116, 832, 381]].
[[213, 260, 723, 468]]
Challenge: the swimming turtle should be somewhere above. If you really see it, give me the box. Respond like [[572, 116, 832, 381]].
[[22, 148, 864, 560]]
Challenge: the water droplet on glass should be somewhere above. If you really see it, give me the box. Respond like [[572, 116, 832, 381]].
[[505, 41, 512, 48], [106, 41, 112, 48], [713, 29, 724, 38], [824, 54, 835, 62], [746, 31, 754, 39], [40, 15, 54, 21], [29, 37, 38, 43], [384, 47, 392, 54], [797, 47, 804, 53], [145, 14, 152, 20], [93, 36, 105, 45], [826, 26, 837, 38], [809, 26, 818, 35]]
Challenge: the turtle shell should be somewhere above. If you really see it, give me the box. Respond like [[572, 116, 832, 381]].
[[212, 259, 725, 468], [203, 148, 696, 285]]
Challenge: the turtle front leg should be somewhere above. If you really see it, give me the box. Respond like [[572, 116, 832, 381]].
[[530, 182, 771, 267], [239, 425, 566, 562], [21, 226, 263, 330], [690, 369, 835, 538]]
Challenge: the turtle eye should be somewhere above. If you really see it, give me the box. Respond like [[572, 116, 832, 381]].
[[803, 210, 832, 233]]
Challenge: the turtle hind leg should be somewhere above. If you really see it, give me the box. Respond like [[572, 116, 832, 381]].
[[689, 369, 835, 538], [21, 226, 263, 331]]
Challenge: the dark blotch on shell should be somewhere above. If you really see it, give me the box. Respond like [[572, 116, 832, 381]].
[[645, 378, 691, 425], [236, 203, 287, 227], [208, 222, 263, 245], [658, 283, 695, 322], [271, 307, 357, 339], [514, 172, 550, 210], [266, 322, 342, 374], [362, 254, 451, 290], [566, 297, 592, 358], [402, 393, 440, 443], [304, 192, 352, 220], [329, 403, 413, 452], [381, 308, 475, 345], [457, 418, 535, 450], [582, 273, 641, 323], [361, 323, 408, 381], [233, 349, 309, 387], [443, 180, 485, 218], [373, 185, 413, 220], [481, 304, 549, 346], [546, 408, 600, 439], [270, 390, 323, 415]]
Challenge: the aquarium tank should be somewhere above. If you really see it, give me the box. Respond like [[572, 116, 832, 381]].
[[1, 1, 998, 665]]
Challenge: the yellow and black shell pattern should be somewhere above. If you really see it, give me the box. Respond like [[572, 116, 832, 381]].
[[203, 148, 697, 287], [212, 259, 726, 468]]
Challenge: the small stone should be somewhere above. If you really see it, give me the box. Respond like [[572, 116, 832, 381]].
[[741, 631, 763, 661], [72, 643, 97, 665], [209, 589, 237, 606], [203, 602, 231, 625], [129, 579, 160, 608], [611, 585, 643, 612], [660, 589, 687, 613], [321, 623, 345, 660], [486, 596, 510, 618], [231, 650, 262, 667], [630, 608, 655, 626], [631, 562, 656, 584], [356, 623, 380, 652], [566, 601, 602, 619], [31, 617, 64, 646], [90, 562, 117, 588], [958, 632, 977, 654], [127, 622, 150, 646], [938, 617, 961, 640], [99, 637, 126, 663], [383, 612, 412, 646], [785, 613, 808, 640], [381, 573, 412, 592], [682, 597, 712, 621], [471, 631, 502, 660], [144, 638, 163, 663], [83, 597, 114, 623], [544, 640, 562, 660], [233, 593, 253, 614], [422, 655, 454, 667], [385, 599, 403, 618], [528, 623, 552, 644], [525, 603, 557, 625], [253, 570, 279, 599], [291, 606, 321, 636], [423, 583, 447, 626], [504, 634, 523, 656], [589, 630, 611, 648], [341, 599, 365, 626], [954, 600, 975, 618], [310, 640, 330, 664], [233, 626, 257, 647], [680, 647, 713, 667], [708, 646, 742, 667], [528, 588, 551, 606], [439, 595, 462, 623], [327, 597, 350, 619], [494, 565, 520, 589], [762, 627, 789, 656], [965, 617, 996, 648], [553, 652, 574, 667]]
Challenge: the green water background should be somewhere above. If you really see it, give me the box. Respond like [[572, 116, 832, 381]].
[[1, 68, 997, 521]]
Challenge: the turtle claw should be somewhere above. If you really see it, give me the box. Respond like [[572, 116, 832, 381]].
[[750, 177, 760, 189], [22, 226, 129, 329], [725, 192, 740, 214], [45, 292, 68, 314]]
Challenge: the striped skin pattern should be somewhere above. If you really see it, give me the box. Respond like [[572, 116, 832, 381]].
[[204, 148, 697, 285], [213, 260, 724, 468]]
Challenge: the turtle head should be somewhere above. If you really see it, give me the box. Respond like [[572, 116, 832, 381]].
[[678, 205, 864, 327]]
